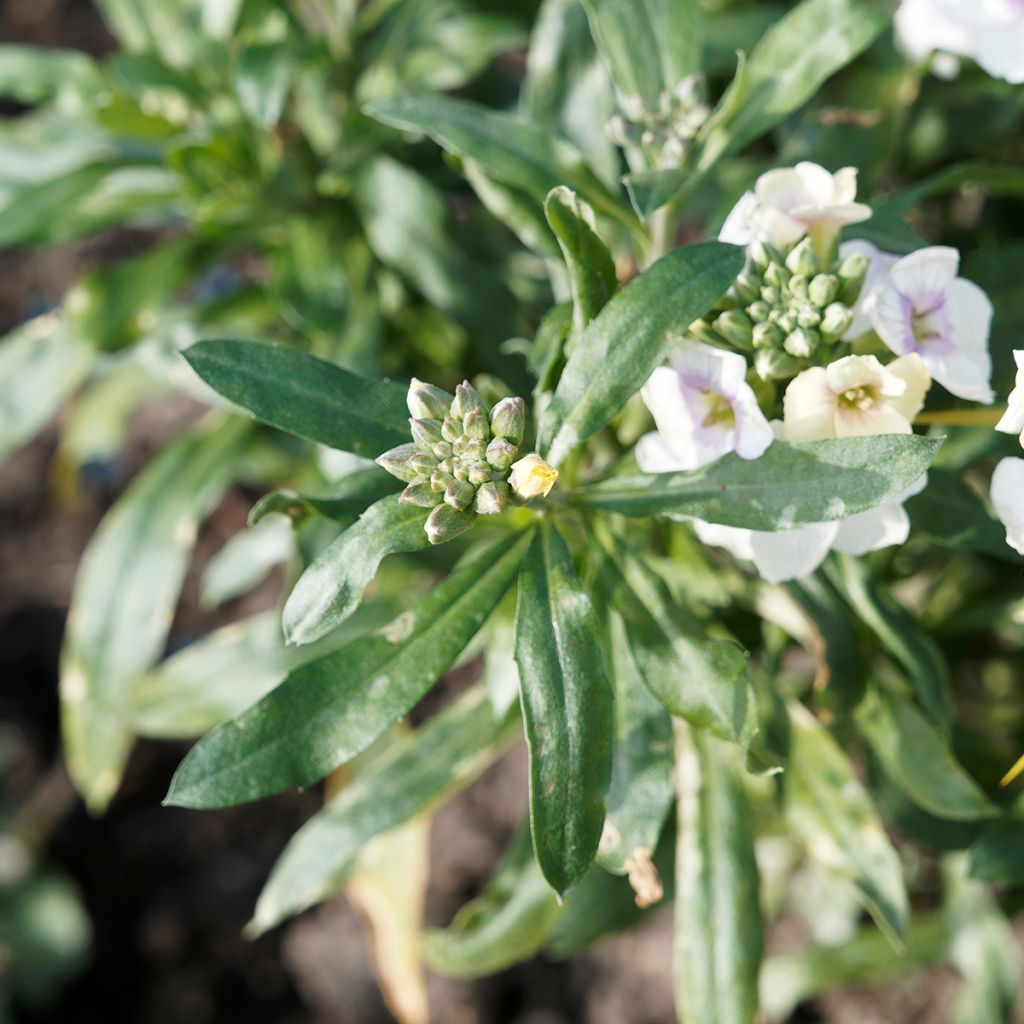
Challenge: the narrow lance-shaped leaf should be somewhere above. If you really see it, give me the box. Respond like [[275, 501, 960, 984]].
[[783, 701, 908, 947], [61, 418, 250, 812], [283, 495, 430, 646], [251, 685, 519, 933], [539, 240, 743, 466], [576, 435, 943, 530], [514, 522, 614, 895], [581, 0, 701, 106], [544, 186, 617, 337], [165, 530, 532, 809], [855, 686, 998, 822], [248, 467, 401, 526], [424, 824, 563, 978], [363, 93, 637, 234], [674, 723, 762, 1024], [183, 339, 409, 457]]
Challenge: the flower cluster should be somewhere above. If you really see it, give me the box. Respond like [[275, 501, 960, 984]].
[[637, 161, 997, 583], [377, 379, 528, 544], [607, 77, 710, 170]]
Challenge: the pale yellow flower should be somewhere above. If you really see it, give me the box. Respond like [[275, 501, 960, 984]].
[[508, 453, 559, 498]]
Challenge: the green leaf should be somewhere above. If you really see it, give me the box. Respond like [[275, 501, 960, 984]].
[[424, 824, 563, 977], [598, 611, 675, 873], [515, 522, 613, 895], [282, 495, 430, 646], [783, 701, 908, 946], [128, 606, 394, 739], [544, 186, 617, 337], [183, 339, 409, 457], [363, 92, 636, 233], [165, 531, 532, 808], [576, 435, 943, 529], [674, 724, 762, 1024], [0, 45, 100, 104], [61, 419, 250, 812], [0, 316, 92, 463], [581, 0, 701, 105], [248, 468, 401, 526], [233, 43, 292, 128], [855, 687, 998, 822], [200, 517, 293, 610], [538, 240, 743, 465], [251, 685, 518, 933], [598, 544, 752, 747], [828, 555, 951, 724], [906, 469, 1023, 563], [968, 819, 1024, 885]]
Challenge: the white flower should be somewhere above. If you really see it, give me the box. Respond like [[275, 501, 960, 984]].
[[845, 242, 994, 404], [719, 162, 872, 254], [990, 457, 1024, 556], [636, 341, 773, 473], [508, 453, 558, 498], [995, 351, 1024, 447], [783, 353, 931, 442], [895, 0, 1024, 83]]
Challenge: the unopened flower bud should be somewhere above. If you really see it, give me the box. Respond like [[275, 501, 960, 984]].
[[808, 273, 838, 308], [785, 237, 819, 277], [475, 481, 509, 515], [731, 274, 761, 305], [445, 478, 477, 511], [400, 481, 444, 507], [376, 443, 421, 483], [783, 328, 819, 359], [788, 274, 809, 300], [453, 462, 469, 481], [749, 240, 781, 272], [688, 318, 720, 346], [409, 418, 444, 448], [407, 378, 453, 420], [746, 301, 771, 323], [752, 322, 783, 349], [764, 262, 790, 290], [715, 310, 754, 349], [820, 302, 853, 340], [441, 416, 462, 443], [409, 451, 438, 477], [467, 461, 492, 486], [463, 407, 489, 440], [760, 285, 782, 305], [797, 305, 822, 329], [431, 441, 452, 460], [837, 252, 868, 304], [755, 348, 800, 380], [776, 311, 798, 335], [425, 503, 476, 545], [490, 397, 525, 445], [430, 466, 454, 491], [462, 438, 487, 462], [509, 453, 559, 499], [451, 380, 487, 419], [486, 437, 517, 471]]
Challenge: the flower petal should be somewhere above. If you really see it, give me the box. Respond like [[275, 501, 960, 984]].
[[990, 457, 1024, 556], [783, 367, 837, 442], [887, 353, 931, 421], [718, 191, 758, 245], [889, 246, 960, 309], [747, 523, 839, 583], [947, 277, 993, 352], [832, 502, 911, 555], [636, 432, 685, 473]]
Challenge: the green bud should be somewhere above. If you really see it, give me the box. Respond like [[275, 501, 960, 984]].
[[785, 237, 819, 277], [409, 451, 438, 477], [688, 318, 721, 346], [752, 321, 783, 350], [764, 261, 790, 290], [837, 252, 868, 305], [453, 462, 470, 481], [783, 328, 819, 359], [441, 416, 462, 443], [776, 311, 798, 335], [731, 274, 761, 305], [463, 407, 489, 440], [820, 302, 853, 340], [409, 418, 444, 448], [749, 240, 782, 272], [430, 466, 454, 491], [467, 461, 492, 486], [808, 274, 838, 308], [431, 441, 453, 460], [746, 301, 771, 323], [755, 348, 800, 380], [407, 378, 453, 420], [400, 481, 444, 507], [797, 305, 822, 329], [451, 380, 487, 420], [788, 274, 810, 300], [475, 481, 509, 515], [445, 478, 477, 511], [461, 438, 487, 462], [715, 309, 754, 349], [489, 397, 525, 445], [486, 437, 518, 472], [760, 286, 782, 305], [425, 503, 476, 545], [376, 443, 420, 483]]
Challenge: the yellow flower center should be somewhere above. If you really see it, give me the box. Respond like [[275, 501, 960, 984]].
[[700, 390, 736, 428], [838, 384, 878, 412]]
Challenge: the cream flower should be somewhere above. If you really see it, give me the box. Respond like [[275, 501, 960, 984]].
[[990, 457, 1024, 556], [636, 341, 773, 473], [508, 454, 558, 498], [844, 242, 994, 404], [719, 162, 872, 255], [995, 351, 1024, 447], [783, 353, 931, 442]]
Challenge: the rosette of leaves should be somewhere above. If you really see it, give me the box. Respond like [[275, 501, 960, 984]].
[[376, 380, 524, 544]]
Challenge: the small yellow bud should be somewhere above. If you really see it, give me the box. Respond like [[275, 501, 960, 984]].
[[508, 453, 558, 499]]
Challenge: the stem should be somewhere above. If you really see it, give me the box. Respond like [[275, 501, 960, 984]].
[[914, 408, 1006, 426]]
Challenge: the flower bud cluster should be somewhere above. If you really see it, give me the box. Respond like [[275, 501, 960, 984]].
[[376, 379, 525, 545], [690, 237, 869, 380], [607, 76, 710, 169]]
